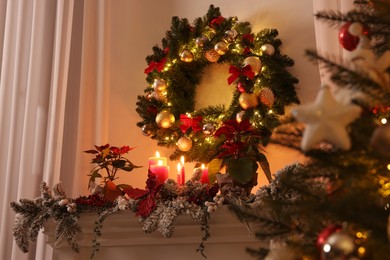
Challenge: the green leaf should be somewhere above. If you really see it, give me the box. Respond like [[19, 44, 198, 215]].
[[208, 158, 223, 184], [255, 152, 272, 183], [88, 170, 102, 183], [112, 159, 126, 168], [226, 157, 257, 185]]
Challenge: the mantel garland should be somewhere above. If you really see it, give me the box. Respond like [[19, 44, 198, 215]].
[[136, 5, 299, 163]]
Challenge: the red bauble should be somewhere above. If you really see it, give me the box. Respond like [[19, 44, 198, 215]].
[[147, 105, 158, 115], [339, 22, 360, 51], [237, 82, 246, 93], [316, 224, 342, 249]]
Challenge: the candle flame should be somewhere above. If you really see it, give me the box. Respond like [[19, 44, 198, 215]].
[[201, 164, 205, 170], [157, 160, 163, 166], [180, 156, 185, 165], [177, 163, 181, 172], [156, 151, 160, 157]]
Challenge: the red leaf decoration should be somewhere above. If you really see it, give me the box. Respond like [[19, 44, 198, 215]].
[[124, 187, 149, 200], [136, 194, 157, 218]]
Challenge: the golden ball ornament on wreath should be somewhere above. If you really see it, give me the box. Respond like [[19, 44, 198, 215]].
[[155, 110, 175, 129]]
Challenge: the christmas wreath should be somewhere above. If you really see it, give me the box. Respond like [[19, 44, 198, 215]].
[[136, 5, 299, 184]]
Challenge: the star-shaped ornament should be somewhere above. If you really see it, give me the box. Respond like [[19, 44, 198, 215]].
[[292, 86, 362, 151]]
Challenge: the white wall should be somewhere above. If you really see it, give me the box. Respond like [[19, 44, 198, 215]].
[[102, 0, 320, 190]]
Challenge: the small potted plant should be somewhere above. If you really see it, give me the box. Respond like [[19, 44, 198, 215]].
[[84, 144, 141, 201], [208, 119, 272, 196]]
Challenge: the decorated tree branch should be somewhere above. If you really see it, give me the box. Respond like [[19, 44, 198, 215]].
[[228, 1, 390, 259]]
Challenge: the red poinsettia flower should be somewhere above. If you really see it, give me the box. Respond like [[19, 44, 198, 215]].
[[124, 170, 163, 218], [242, 33, 254, 44], [214, 119, 253, 141], [214, 119, 254, 158]]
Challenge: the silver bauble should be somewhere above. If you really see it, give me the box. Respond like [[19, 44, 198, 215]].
[[370, 124, 390, 157], [141, 124, 153, 136], [153, 78, 167, 92], [155, 110, 175, 128], [202, 123, 216, 136], [196, 35, 208, 47], [224, 29, 238, 43], [243, 56, 262, 75], [261, 44, 275, 56], [177, 136, 193, 151], [180, 49, 194, 62]]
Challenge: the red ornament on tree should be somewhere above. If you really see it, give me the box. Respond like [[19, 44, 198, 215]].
[[147, 105, 158, 115], [237, 82, 246, 93], [339, 22, 360, 51], [316, 224, 342, 249]]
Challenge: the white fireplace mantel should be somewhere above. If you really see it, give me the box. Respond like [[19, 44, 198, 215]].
[[44, 206, 263, 260]]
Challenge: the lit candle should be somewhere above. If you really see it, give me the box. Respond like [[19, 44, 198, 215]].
[[177, 163, 182, 185], [148, 151, 167, 168], [200, 164, 209, 185], [150, 160, 169, 183], [180, 156, 185, 185]]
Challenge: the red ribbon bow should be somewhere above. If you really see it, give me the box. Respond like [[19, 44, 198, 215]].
[[144, 57, 167, 74], [227, 65, 255, 85], [180, 114, 203, 133]]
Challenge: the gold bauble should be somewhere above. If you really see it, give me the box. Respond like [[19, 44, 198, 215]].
[[177, 136, 193, 151], [239, 93, 259, 110], [243, 56, 262, 75], [152, 91, 167, 102], [180, 49, 194, 63], [259, 87, 275, 107], [152, 78, 167, 92], [214, 41, 229, 55], [156, 110, 175, 128], [204, 49, 220, 62]]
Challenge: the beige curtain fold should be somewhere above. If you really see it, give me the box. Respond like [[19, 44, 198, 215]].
[[0, 0, 110, 259]]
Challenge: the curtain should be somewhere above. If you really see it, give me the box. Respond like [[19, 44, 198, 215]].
[[313, 0, 354, 86], [0, 0, 110, 259]]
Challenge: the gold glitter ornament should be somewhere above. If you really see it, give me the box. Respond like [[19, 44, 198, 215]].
[[259, 87, 275, 107], [204, 49, 220, 62], [180, 49, 194, 62], [156, 110, 175, 128], [177, 136, 193, 151]]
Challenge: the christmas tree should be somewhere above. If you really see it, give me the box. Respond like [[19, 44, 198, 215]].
[[229, 1, 390, 259]]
